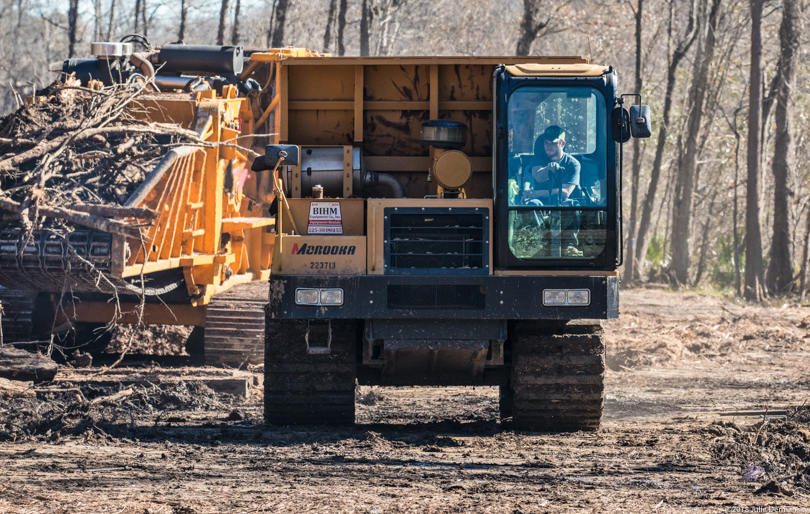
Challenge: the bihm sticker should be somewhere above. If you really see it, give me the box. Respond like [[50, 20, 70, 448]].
[[307, 201, 343, 234]]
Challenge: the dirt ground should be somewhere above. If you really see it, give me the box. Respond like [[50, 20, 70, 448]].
[[1, 287, 810, 513]]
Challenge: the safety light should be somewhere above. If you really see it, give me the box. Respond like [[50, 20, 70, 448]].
[[542, 289, 591, 306], [543, 289, 567, 306], [295, 288, 320, 305], [566, 289, 591, 305], [295, 288, 344, 306], [319, 288, 344, 306]]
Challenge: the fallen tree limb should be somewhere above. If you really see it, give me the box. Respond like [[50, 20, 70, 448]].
[[70, 204, 158, 220], [0, 197, 143, 239], [0, 347, 58, 383], [89, 387, 134, 406], [0, 124, 201, 174]]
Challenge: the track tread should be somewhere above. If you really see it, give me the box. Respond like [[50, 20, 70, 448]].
[[502, 320, 605, 432], [264, 318, 357, 426], [203, 296, 266, 367]]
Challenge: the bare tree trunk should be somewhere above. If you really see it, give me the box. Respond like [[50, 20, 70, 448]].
[[68, 0, 80, 57], [360, 0, 373, 56], [231, 0, 241, 44], [693, 186, 719, 285], [323, 0, 337, 53], [94, 0, 103, 41], [765, 0, 799, 295], [730, 109, 743, 297], [799, 206, 810, 298], [670, 0, 721, 286], [633, 0, 699, 280], [745, 0, 765, 301], [217, 0, 229, 45], [270, 0, 289, 48], [625, 0, 643, 284], [178, 0, 187, 42], [141, 0, 148, 36], [516, 0, 549, 55], [337, 0, 347, 56], [106, 0, 117, 40]]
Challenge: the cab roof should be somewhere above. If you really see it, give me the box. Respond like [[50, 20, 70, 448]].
[[505, 64, 610, 77]]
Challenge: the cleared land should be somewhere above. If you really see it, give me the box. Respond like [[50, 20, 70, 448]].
[[0, 288, 808, 512]]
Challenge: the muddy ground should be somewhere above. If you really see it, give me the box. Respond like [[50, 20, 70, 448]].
[[1, 287, 809, 513]]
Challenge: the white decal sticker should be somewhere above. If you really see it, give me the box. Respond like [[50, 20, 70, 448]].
[[307, 201, 343, 234]]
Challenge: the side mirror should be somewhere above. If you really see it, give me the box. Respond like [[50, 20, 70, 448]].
[[629, 105, 652, 138], [252, 144, 300, 172], [610, 107, 631, 143]]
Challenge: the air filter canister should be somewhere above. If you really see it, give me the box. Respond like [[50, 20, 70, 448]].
[[156, 45, 244, 75]]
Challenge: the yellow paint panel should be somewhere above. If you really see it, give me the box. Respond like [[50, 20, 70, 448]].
[[275, 235, 366, 275], [288, 65, 356, 101]]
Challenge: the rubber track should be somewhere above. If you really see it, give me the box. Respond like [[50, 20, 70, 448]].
[[264, 318, 357, 425], [203, 282, 269, 368], [503, 320, 605, 431], [0, 289, 37, 343], [204, 301, 265, 367]]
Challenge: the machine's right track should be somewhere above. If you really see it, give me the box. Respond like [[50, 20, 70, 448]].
[[264, 319, 358, 425], [503, 320, 605, 431]]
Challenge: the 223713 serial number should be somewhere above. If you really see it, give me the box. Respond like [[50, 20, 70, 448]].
[[310, 261, 336, 270]]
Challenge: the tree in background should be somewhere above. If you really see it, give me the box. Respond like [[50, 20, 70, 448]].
[[360, 0, 372, 56], [633, 0, 699, 283], [68, 0, 79, 57], [765, 0, 800, 295], [745, 0, 765, 301], [516, 0, 550, 55], [216, 0, 228, 45], [231, 0, 241, 44], [178, 0, 187, 41], [267, 0, 289, 48], [670, 0, 722, 287], [624, 0, 644, 284]]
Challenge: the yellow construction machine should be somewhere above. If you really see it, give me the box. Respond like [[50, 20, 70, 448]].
[[0, 44, 318, 365]]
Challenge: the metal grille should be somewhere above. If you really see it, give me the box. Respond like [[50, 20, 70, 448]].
[[385, 208, 488, 274], [387, 284, 486, 310]]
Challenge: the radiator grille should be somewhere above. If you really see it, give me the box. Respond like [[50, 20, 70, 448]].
[[387, 284, 486, 310], [385, 208, 488, 274]]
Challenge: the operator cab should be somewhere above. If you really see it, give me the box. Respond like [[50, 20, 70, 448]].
[[495, 64, 620, 269]]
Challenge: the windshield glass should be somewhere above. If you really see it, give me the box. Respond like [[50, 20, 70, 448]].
[[506, 86, 608, 260]]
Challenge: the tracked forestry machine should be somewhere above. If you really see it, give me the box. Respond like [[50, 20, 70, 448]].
[[257, 56, 650, 430], [0, 41, 651, 430]]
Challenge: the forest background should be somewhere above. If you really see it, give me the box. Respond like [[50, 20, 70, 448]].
[[0, 0, 807, 299]]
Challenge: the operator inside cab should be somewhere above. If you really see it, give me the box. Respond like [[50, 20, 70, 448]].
[[520, 125, 581, 207]]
